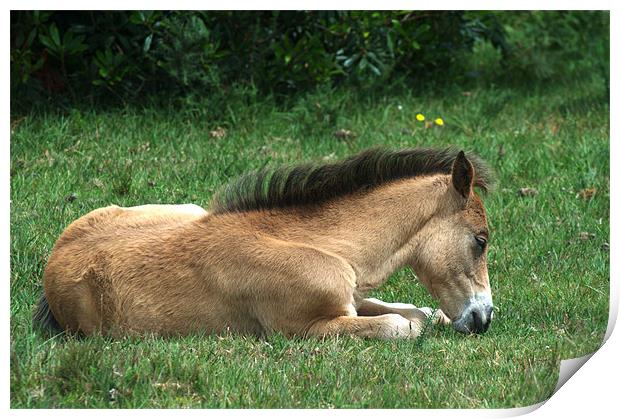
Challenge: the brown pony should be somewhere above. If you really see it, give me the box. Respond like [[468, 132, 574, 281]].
[[34, 147, 494, 339]]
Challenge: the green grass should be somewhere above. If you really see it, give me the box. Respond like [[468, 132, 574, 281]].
[[10, 77, 609, 408]]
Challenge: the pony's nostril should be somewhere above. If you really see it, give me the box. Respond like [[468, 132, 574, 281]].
[[482, 316, 491, 333], [471, 310, 484, 333]]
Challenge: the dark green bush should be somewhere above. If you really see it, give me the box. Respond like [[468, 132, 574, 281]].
[[11, 11, 506, 105], [494, 11, 609, 87], [10, 10, 609, 109]]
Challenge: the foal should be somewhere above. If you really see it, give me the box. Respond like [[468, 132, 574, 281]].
[[35, 148, 494, 339]]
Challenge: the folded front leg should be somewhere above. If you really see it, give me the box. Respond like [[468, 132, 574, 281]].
[[306, 314, 423, 339], [356, 297, 450, 326]]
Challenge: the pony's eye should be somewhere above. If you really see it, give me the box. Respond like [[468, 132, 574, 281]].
[[475, 236, 487, 248]]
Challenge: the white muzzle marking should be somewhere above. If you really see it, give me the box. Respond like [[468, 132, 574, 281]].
[[452, 293, 494, 334]]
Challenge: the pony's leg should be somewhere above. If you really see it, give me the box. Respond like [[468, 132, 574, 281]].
[[356, 297, 450, 326], [306, 314, 423, 339]]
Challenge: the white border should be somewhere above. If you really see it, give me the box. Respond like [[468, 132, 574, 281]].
[[3, 1, 617, 11], [3, 3, 617, 417]]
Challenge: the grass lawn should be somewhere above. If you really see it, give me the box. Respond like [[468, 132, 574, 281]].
[[10, 77, 609, 408]]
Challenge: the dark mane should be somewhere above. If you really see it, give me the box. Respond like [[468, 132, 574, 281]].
[[210, 147, 493, 214]]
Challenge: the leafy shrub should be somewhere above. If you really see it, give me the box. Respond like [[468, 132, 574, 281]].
[[493, 11, 609, 86], [10, 10, 609, 108]]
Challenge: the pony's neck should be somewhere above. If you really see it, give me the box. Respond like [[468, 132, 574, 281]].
[[312, 174, 452, 292]]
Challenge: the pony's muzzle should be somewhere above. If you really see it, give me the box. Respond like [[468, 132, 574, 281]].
[[452, 294, 493, 334], [470, 306, 493, 334]]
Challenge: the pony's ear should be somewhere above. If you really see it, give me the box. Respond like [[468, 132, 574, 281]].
[[451, 151, 475, 198]]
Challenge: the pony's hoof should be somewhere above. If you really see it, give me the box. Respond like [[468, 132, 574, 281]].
[[418, 307, 451, 326]]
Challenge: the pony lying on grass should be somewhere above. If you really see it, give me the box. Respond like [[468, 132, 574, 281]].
[[34, 147, 495, 339]]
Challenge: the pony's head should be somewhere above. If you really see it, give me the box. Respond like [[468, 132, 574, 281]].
[[411, 151, 493, 334]]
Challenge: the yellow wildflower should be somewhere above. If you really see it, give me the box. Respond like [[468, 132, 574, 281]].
[[434, 117, 444, 126], [415, 113, 425, 122]]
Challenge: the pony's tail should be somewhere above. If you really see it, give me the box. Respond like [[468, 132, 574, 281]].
[[32, 292, 63, 336]]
